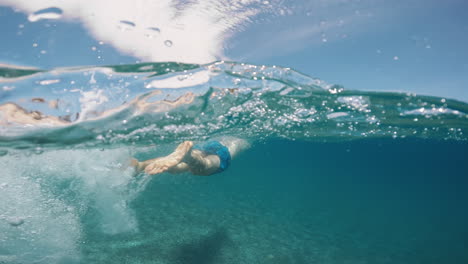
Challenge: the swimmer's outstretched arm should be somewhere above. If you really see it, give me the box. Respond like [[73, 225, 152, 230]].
[[133, 141, 193, 175], [167, 162, 190, 174], [132, 142, 220, 176], [162, 151, 220, 175], [132, 137, 249, 176]]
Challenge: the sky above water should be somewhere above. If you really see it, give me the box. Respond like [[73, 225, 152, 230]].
[[0, 0, 467, 101]]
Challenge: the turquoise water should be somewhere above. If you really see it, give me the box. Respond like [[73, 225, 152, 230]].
[[1, 62, 468, 263]]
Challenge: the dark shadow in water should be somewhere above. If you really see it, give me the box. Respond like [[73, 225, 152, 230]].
[[170, 227, 231, 264]]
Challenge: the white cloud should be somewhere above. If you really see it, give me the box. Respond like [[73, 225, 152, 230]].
[[0, 0, 386, 64], [0, 0, 264, 63]]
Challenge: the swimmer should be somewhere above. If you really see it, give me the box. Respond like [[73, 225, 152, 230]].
[[132, 137, 249, 176]]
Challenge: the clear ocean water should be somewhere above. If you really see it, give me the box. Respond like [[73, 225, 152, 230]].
[[1, 62, 467, 263]]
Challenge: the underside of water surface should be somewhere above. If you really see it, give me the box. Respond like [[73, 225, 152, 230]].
[[1, 61, 467, 150], [1, 61, 468, 264]]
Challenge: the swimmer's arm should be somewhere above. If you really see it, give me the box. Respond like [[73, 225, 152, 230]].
[[167, 162, 190, 174], [164, 154, 219, 175], [131, 157, 169, 172], [133, 141, 194, 175], [131, 158, 189, 174], [188, 150, 220, 176], [130, 158, 149, 173]]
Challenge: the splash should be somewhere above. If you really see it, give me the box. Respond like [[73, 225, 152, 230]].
[[1, 61, 467, 152], [0, 147, 138, 263]]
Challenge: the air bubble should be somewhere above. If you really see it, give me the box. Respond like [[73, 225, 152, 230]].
[[118, 20, 136, 31], [294, 108, 316, 118], [34, 147, 44, 155], [148, 27, 160, 32], [28, 7, 63, 22], [164, 40, 173, 47], [177, 75, 188, 81], [7, 217, 25, 227], [145, 27, 161, 38]]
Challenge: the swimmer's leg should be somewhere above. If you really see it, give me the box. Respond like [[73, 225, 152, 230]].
[[142, 141, 193, 175]]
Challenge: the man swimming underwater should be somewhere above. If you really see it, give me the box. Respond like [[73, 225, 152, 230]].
[[132, 137, 248, 176]]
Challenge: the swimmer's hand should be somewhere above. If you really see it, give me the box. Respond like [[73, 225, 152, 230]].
[[145, 163, 169, 175], [130, 158, 139, 168], [143, 141, 193, 175], [129, 159, 148, 176]]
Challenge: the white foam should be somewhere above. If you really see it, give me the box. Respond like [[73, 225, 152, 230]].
[[78, 89, 109, 121], [0, 155, 80, 263], [53, 148, 139, 233], [0, 147, 140, 263]]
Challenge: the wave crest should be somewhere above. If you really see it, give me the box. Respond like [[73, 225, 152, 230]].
[[1, 61, 467, 150]]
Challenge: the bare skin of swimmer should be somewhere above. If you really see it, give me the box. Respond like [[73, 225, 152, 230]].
[[132, 138, 248, 176], [132, 141, 221, 176]]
